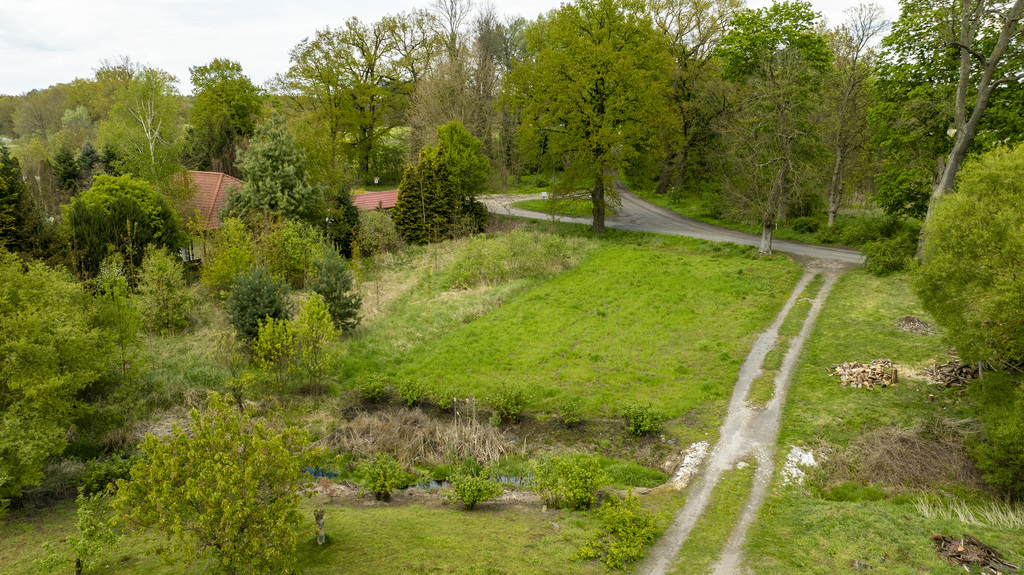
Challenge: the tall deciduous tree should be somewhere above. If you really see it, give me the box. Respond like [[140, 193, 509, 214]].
[[225, 113, 321, 224], [188, 59, 264, 176], [823, 3, 886, 227], [114, 392, 308, 575], [1, 252, 111, 512], [648, 0, 742, 195], [276, 17, 409, 183], [718, 0, 831, 253], [505, 0, 673, 233], [101, 67, 186, 199], [929, 0, 1024, 212]]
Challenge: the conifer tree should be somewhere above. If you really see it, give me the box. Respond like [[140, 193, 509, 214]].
[[226, 113, 321, 224]]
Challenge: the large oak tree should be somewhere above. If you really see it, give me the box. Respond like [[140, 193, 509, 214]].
[[504, 0, 673, 233]]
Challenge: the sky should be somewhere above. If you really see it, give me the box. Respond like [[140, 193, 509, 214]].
[[0, 0, 901, 96]]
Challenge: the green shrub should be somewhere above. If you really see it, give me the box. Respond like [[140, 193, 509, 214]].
[[973, 385, 1024, 499], [395, 379, 423, 407], [622, 402, 665, 436], [489, 382, 527, 424], [81, 454, 138, 495], [447, 474, 503, 510], [226, 267, 291, 341], [559, 395, 584, 427], [359, 453, 407, 501], [252, 317, 296, 394], [308, 248, 361, 331], [534, 454, 605, 510], [358, 210, 404, 255], [789, 216, 822, 234], [137, 245, 192, 334], [357, 374, 388, 403], [201, 218, 253, 295], [574, 492, 663, 569], [862, 234, 916, 276], [431, 384, 458, 411], [252, 218, 322, 289]]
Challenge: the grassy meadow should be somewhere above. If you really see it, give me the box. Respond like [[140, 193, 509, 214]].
[[1, 222, 805, 574]]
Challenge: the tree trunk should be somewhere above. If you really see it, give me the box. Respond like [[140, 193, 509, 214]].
[[826, 147, 844, 227], [314, 508, 325, 545], [919, 0, 1024, 256], [591, 172, 606, 233], [656, 147, 675, 195], [759, 214, 774, 255], [75, 558, 83, 575]]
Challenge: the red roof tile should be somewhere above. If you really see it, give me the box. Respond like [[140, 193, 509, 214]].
[[181, 171, 244, 231], [352, 190, 399, 211]]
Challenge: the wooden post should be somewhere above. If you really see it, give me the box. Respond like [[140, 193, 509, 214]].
[[314, 508, 325, 545]]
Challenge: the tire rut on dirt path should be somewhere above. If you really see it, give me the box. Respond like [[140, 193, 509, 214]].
[[637, 259, 852, 575]]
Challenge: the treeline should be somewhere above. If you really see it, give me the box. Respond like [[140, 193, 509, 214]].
[[0, 0, 1020, 251]]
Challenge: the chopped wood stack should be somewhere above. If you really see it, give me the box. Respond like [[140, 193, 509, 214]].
[[932, 534, 1020, 573], [920, 360, 977, 387], [830, 359, 897, 390]]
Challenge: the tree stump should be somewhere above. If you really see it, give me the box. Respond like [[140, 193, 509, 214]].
[[314, 508, 325, 545]]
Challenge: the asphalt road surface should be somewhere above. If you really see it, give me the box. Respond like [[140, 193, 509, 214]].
[[481, 185, 864, 264]]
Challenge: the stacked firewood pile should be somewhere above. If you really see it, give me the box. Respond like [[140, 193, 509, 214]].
[[932, 534, 1020, 573], [830, 359, 897, 390], [919, 359, 978, 387]]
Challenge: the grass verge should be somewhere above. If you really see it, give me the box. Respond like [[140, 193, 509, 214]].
[[512, 199, 617, 218]]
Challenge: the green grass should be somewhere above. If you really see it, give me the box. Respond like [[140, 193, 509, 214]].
[[512, 199, 617, 218], [0, 486, 686, 575], [669, 461, 758, 574], [747, 372, 776, 407], [502, 172, 557, 194], [635, 189, 918, 250], [344, 233, 802, 422], [762, 338, 788, 371], [778, 274, 822, 338], [743, 270, 1023, 573]]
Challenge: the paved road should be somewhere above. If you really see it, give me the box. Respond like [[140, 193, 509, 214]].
[[481, 186, 864, 264]]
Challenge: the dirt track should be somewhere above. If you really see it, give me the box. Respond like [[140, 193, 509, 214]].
[[481, 189, 859, 573], [480, 185, 864, 264]]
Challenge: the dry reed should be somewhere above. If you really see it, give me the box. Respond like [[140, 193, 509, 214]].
[[319, 405, 511, 467]]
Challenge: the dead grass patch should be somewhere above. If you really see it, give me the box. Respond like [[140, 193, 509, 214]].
[[822, 418, 984, 490], [320, 407, 512, 467]]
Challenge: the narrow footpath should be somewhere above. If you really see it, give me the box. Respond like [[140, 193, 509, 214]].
[[638, 259, 852, 575]]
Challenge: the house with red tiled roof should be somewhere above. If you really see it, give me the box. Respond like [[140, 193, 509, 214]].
[[179, 170, 244, 261], [352, 190, 399, 211], [182, 170, 244, 231]]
